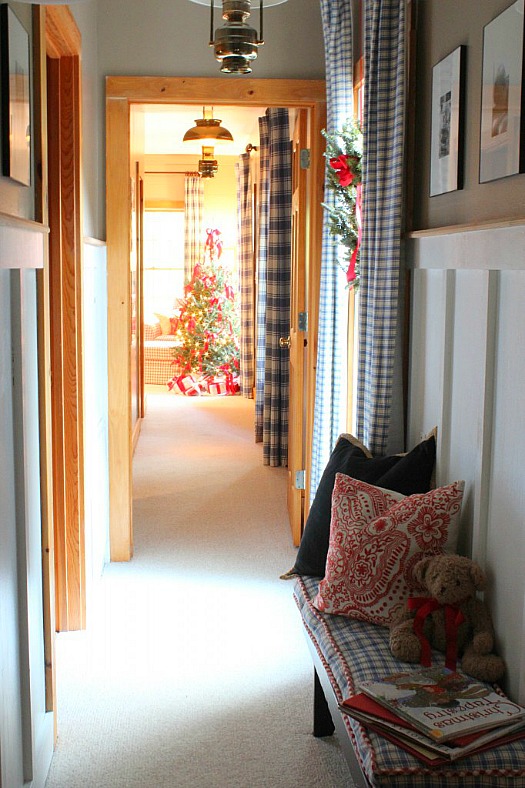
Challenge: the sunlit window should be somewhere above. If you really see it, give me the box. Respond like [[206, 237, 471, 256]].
[[143, 211, 185, 316]]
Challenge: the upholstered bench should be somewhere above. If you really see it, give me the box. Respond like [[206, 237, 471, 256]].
[[294, 575, 525, 787]]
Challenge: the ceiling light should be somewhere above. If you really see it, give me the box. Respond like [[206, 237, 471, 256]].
[[182, 106, 234, 145], [198, 146, 218, 178], [188, 0, 288, 75]]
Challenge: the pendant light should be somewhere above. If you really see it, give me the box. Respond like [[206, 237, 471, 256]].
[[188, 0, 288, 75], [198, 146, 218, 178], [182, 106, 234, 145]]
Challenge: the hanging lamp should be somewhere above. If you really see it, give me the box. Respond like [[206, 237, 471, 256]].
[[182, 106, 234, 145], [188, 0, 288, 75], [198, 146, 218, 178]]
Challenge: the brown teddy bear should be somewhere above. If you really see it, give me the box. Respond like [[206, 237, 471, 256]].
[[389, 554, 505, 683]]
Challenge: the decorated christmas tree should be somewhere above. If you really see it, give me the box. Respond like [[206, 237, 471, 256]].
[[171, 229, 240, 387]]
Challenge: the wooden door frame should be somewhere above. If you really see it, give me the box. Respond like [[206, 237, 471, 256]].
[[106, 77, 326, 561], [44, 7, 85, 632]]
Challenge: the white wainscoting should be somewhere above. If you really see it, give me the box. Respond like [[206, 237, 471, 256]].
[[407, 221, 525, 704]]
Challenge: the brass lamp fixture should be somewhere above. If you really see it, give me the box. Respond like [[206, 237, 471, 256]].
[[188, 0, 288, 75], [199, 146, 218, 178], [182, 106, 234, 144]]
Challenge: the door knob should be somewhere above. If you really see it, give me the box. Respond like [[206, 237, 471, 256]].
[[279, 336, 291, 349]]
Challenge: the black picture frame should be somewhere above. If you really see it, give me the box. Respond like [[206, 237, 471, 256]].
[[1, 4, 31, 186], [480, 0, 525, 183], [430, 46, 466, 197]]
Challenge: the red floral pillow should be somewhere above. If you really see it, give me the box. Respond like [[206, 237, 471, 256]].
[[313, 475, 464, 627]]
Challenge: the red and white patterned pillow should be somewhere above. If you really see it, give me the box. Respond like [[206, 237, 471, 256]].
[[313, 475, 464, 627]]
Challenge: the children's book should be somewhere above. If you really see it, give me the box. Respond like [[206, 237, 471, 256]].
[[357, 666, 525, 743], [339, 691, 525, 764]]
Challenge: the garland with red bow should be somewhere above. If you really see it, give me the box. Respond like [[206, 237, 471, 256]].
[[322, 120, 363, 288]]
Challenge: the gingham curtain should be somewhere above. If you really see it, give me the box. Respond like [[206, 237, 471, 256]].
[[184, 173, 203, 283], [236, 153, 255, 397], [255, 115, 270, 443], [356, 0, 406, 455], [262, 108, 292, 467], [310, 0, 354, 500]]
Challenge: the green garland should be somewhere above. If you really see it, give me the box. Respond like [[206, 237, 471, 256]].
[[322, 119, 363, 288]]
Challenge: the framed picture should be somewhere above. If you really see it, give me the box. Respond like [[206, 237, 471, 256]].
[[430, 46, 466, 196], [480, 0, 525, 183], [0, 4, 31, 186]]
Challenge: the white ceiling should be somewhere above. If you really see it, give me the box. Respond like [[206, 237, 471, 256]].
[[139, 104, 266, 157]]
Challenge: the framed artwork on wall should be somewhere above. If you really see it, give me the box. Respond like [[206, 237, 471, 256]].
[[0, 4, 31, 186], [430, 46, 466, 197], [480, 0, 525, 183]]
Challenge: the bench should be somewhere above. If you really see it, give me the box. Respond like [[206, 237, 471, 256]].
[[294, 574, 525, 787]]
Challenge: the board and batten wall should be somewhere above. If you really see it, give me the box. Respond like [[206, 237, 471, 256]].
[[408, 0, 525, 703]]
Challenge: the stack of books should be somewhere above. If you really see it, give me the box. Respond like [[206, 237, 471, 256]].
[[339, 666, 525, 766]]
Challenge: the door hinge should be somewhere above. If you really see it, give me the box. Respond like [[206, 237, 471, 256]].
[[295, 469, 306, 490], [298, 311, 308, 332], [300, 148, 311, 169]]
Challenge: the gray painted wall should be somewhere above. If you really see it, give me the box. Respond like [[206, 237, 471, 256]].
[[413, 0, 525, 229]]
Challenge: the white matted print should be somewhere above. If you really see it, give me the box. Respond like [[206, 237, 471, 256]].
[[480, 0, 525, 183], [430, 46, 465, 197]]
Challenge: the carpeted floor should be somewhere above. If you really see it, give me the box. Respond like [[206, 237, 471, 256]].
[[44, 390, 352, 787]]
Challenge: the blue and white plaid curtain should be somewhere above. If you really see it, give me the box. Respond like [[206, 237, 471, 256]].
[[356, 0, 406, 455], [262, 108, 292, 467], [236, 154, 255, 398], [310, 0, 354, 500], [255, 115, 270, 443], [184, 173, 203, 283]]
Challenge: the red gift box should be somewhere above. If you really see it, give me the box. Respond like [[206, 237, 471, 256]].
[[168, 373, 201, 396]]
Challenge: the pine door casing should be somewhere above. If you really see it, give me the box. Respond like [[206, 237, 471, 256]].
[[105, 77, 326, 561]]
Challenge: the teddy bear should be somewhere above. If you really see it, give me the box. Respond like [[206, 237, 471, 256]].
[[389, 554, 506, 683]]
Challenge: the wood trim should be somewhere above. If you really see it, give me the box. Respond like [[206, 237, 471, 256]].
[[45, 6, 81, 58], [0, 213, 47, 269], [407, 220, 525, 270], [106, 76, 326, 105], [106, 97, 133, 562], [408, 217, 525, 238], [304, 101, 326, 522], [106, 77, 326, 561]]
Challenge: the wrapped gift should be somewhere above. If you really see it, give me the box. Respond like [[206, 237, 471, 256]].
[[168, 373, 201, 396], [207, 379, 228, 396]]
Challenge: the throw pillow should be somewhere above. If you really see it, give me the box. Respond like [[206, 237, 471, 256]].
[[289, 432, 437, 578], [154, 312, 172, 336], [313, 476, 465, 627]]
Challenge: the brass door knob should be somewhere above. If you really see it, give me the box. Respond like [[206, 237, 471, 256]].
[[279, 336, 291, 349]]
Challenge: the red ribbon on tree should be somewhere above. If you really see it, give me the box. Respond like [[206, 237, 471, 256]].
[[408, 597, 466, 671]]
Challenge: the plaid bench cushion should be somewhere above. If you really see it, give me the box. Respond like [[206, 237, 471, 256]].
[[294, 575, 525, 787]]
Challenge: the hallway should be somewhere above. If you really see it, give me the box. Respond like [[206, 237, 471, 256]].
[[44, 391, 350, 787]]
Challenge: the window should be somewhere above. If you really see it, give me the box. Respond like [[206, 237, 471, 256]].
[[143, 211, 185, 315]]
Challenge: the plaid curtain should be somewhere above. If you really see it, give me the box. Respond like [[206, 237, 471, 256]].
[[356, 0, 406, 455], [184, 173, 203, 283], [255, 115, 270, 442], [310, 0, 354, 501], [236, 154, 255, 398], [262, 108, 292, 467]]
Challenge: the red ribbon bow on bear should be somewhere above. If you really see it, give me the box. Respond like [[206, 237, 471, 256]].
[[408, 597, 466, 671]]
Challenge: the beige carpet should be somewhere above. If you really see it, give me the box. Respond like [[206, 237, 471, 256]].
[[45, 390, 352, 787]]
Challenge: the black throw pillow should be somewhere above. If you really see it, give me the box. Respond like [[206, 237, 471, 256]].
[[291, 433, 436, 578]]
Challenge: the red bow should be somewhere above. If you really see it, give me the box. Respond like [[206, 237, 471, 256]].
[[408, 597, 465, 671]]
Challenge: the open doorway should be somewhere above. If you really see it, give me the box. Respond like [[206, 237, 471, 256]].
[[106, 77, 326, 563]]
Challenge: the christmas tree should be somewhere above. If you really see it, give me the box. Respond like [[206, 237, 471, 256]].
[[172, 229, 240, 383]]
